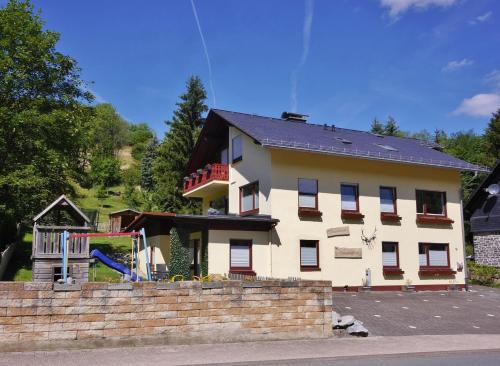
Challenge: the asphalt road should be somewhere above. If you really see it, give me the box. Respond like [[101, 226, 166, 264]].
[[332, 285, 500, 336], [208, 351, 500, 366]]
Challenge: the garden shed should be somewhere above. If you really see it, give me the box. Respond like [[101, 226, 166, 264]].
[[108, 209, 140, 232], [32, 195, 91, 283]]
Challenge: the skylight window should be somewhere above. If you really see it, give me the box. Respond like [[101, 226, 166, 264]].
[[335, 137, 352, 144], [374, 143, 398, 152]]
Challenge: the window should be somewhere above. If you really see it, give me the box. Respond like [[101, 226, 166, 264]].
[[380, 187, 396, 214], [220, 147, 228, 165], [232, 135, 242, 163], [240, 181, 259, 215], [374, 143, 398, 152], [230, 239, 253, 274], [416, 190, 446, 216], [382, 242, 399, 268], [341, 184, 359, 212], [298, 178, 318, 209], [208, 196, 227, 215], [419, 243, 449, 267], [52, 266, 71, 282], [300, 240, 319, 271]]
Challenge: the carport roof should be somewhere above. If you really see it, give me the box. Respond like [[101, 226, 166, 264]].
[[124, 212, 279, 234]]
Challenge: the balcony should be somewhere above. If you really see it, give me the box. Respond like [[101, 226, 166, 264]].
[[183, 163, 229, 198]]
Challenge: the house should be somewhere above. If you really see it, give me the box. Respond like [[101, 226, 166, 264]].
[[464, 160, 500, 267], [127, 109, 487, 290], [32, 195, 91, 283], [108, 209, 141, 233]]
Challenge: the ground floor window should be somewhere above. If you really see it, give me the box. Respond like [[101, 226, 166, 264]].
[[229, 239, 253, 274], [300, 240, 319, 271], [419, 243, 449, 267], [382, 242, 399, 268]]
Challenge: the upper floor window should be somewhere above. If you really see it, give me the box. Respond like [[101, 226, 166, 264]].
[[300, 240, 319, 271], [220, 147, 228, 165], [232, 135, 242, 163], [341, 184, 359, 212], [240, 181, 259, 215], [416, 190, 446, 216], [380, 187, 397, 213], [298, 178, 318, 209], [419, 243, 449, 267]]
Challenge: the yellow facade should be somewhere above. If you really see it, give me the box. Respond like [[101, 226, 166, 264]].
[[202, 128, 467, 288]]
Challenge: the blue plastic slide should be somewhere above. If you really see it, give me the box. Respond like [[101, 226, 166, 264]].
[[90, 249, 142, 281]]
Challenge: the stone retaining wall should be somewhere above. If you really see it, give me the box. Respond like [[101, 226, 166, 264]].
[[473, 232, 500, 267], [0, 280, 332, 348]]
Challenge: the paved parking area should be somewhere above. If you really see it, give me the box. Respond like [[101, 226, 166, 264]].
[[332, 285, 500, 336]]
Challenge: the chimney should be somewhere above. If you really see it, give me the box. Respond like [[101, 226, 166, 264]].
[[281, 111, 308, 122]]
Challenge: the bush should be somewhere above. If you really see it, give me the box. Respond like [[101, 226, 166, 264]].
[[469, 262, 500, 286], [168, 227, 191, 280]]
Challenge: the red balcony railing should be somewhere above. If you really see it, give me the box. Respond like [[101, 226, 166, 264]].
[[183, 163, 229, 193]]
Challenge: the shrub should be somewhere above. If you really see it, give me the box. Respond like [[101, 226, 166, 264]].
[[168, 227, 191, 280], [469, 262, 500, 286]]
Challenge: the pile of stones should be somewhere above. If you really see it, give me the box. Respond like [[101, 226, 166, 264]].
[[332, 311, 369, 337]]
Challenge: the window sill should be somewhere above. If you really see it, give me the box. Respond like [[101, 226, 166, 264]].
[[383, 267, 404, 276], [418, 268, 456, 276], [229, 269, 256, 276], [300, 267, 321, 272], [416, 215, 454, 225], [341, 210, 364, 220], [240, 209, 259, 217], [298, 208, 322, 217], [380, 213, 401, 222]]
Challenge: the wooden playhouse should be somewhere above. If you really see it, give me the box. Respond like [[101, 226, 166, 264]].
[[32, 195, 91, 283]]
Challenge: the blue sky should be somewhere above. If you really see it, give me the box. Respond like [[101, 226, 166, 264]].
[[28, 0, 500, 137]]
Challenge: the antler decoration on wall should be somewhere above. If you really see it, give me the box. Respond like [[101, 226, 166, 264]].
[[361, 227, 377, 248]]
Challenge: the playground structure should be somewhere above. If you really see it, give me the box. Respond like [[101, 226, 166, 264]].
[[66, 229, 153, 283], [32, 195, 92, 283], [32, 195, 158, 283]]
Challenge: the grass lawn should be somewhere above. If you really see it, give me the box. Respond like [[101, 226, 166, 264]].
[[73, 184, 130, 228], [3, 230, 33, 281]]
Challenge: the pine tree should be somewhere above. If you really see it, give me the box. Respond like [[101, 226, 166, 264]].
[[152, 76, 208, 213], [485, 109, 500, 166], [140, 136, 158, 191], [370, 118, 384, 134], [384, 116, 400, 136]]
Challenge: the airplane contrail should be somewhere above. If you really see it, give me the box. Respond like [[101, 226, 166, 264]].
[[290, 0, 314, 112], [190, 0, 216, 106]]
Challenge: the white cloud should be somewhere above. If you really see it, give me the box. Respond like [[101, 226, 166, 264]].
[[442, 59, 473, 72], [453, 93, 500, 117], [290, 0, 314, 112], [486, 70, 500, 90], [477, 11, 492, 22], [469, 11, 492, 25], [380, 0, 457, 18]]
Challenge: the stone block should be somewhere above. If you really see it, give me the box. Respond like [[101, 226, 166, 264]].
[[23, 282, 53, 291], [107, 283, 133, 291], [48, 331, 77, 340], [53, 283, 81, 292], [19, 331, 48, 341]]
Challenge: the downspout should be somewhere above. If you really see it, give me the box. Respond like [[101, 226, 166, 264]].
[[459, 188, 468, 291], [268, 228, 273, 278]]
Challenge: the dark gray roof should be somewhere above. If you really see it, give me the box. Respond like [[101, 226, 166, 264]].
[[212, 109, 488, 172]]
